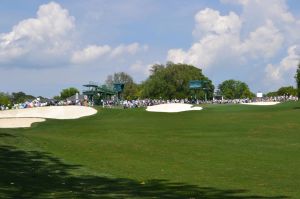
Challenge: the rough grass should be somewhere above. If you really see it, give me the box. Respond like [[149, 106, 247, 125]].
[[0, 102, 300, 198]]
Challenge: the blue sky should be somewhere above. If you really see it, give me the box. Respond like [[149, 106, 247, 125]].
[[0, 0, 300, 97]]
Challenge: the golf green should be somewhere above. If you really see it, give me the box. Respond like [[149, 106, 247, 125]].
[[1, 102, 300, 198]]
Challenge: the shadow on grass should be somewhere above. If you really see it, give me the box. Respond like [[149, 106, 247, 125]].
[[0, 145, 289, 199], [0, 133, 15, 138]]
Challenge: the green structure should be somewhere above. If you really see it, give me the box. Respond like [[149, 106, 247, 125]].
[[113, 83, 125, 101], [189, 80, 209, 101], [82, 82, 126, 105], [83, 82, 116, 105], [189, 80, 202, 89]]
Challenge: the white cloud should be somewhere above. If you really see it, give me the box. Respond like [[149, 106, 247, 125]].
[[0, 2, 147, 69], [71, 45, 111, 64], [239, 20, 284, 59], [168, 8, 242, 68], [167, 6, 288, 67], [168, 34, 240, 68], [129, 60, 152, 76], [110, 42, 140, 57], [232, 0, 300, 44], [193, 8, 241, 38], [167, 0, 300, 91], [265, 45, 300, 88], [71, 43, 147, 64], [239, 0, 296, 23], [0, 2, 75, 65], [220, 0, 249, 5]]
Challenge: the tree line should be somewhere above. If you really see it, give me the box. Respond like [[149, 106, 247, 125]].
[[105, 63, 215, 100], [103, 62, 300, 100], [0, 92, 36, 107], [0, 89, 79, 108], [1, 62, 300, 106]]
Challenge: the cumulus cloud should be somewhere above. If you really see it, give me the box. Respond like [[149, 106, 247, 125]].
[[167, 6, 288, 67], [220, 0, 249, 5], [265, 45, 300, 88], [71, 43, 147, 64], [239, 20, 284, 59], [239, 0, 296, 24], [71, 45, 111, 64], [168, 8, 242, 68], [111, 43, 140, 57], [168, 34, 240, 68], [193, 8, 241, 38], [0, 2, 75, 66], [129, 60, 152, 76], [0, 2, 147, 68], [167, 0, 300, 90]]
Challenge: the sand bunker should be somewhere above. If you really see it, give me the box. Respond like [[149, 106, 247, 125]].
[[0, 118, 46, 128], [241, 102, 280, 106], [0, 106, 97, 128], [146, 103, 202, 113]]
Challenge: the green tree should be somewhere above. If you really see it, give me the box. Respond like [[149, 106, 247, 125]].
[[295, 62, 300, 99], [141, 62, 214, 100], [53, 95, 61, 101], [105, 72, 134, 87], [0, 92, 11, 106], [277, 86, 297, 96], [218, 79, 254, 99], [105, 72, 139, 100], [149, 64, 165, 75], [11, 92, 35, 104], [265, 91, 278, 97], [266, 86, 297, 97], [60, 87, 79, 100], [123, 83, 140, 100]]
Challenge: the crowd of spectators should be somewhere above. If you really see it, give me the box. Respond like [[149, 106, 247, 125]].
[[1, 95, 298, 111], [262, 95, 298, 102], [121, 99, 188, 108], [1, 98, 51, 111], [111, 95, 299, 109], [0, 105, 9, 111], [0, 98, 87, 111]]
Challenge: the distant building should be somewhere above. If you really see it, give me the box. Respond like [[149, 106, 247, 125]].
[[66, 93, 85, 103]]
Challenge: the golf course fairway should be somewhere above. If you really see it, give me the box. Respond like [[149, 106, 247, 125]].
[[0, 102, 300, 198]]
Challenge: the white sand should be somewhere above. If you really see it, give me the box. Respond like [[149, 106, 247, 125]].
[[0, 106, 97, 119], [0, 106, 97, 128], [0, 118, 46, 128], [241, 102, 280, 106], [146, 103, 203, 113]]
